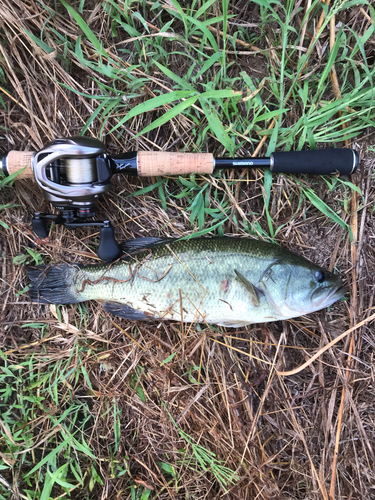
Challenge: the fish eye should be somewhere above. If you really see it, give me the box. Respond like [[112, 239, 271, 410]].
[[314, 270, 325, 283]]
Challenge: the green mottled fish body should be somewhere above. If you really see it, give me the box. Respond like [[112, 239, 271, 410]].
[[28, 237, 346, 327]]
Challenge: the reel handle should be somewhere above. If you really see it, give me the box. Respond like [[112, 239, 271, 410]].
[[32, 214, 122, 261], [3, 151, 34, 179]]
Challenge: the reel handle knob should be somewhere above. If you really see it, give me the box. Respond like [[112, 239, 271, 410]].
[[32, 213, 49, 239], [98, 221, 121, 261]]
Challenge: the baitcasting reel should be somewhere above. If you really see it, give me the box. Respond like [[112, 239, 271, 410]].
[[2, 137, 139, 260], [1, 136, 359, 260]]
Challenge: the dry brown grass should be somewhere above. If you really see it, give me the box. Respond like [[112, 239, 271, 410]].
[[1, 1, 375, 499]]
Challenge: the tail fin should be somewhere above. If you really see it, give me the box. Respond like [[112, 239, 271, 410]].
[[27, 264, 80, 304]]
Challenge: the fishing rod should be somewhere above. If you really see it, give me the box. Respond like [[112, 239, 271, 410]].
[[1, 136, 358, 261]]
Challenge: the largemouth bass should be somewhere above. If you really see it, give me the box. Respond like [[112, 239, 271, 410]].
[[28, 237, 347, 327]]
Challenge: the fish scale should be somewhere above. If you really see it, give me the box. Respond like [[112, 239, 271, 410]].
[[28, 237, 346, 327]]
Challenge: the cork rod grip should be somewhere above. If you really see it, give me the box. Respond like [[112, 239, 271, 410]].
[[137, 151, 214, 177], [6, 151, 34, 179]]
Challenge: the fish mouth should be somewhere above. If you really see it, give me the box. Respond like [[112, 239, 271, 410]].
[[312, 283, 348, 309]]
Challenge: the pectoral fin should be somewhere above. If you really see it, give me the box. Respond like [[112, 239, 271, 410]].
[[234, 269, 259, 307]]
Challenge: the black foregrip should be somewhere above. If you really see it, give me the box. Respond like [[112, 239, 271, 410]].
[[271, 149, 358, 176]]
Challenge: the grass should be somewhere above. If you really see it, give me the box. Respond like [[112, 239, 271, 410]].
[[1, 0, 375, 498], [0, 333, 98, 498]]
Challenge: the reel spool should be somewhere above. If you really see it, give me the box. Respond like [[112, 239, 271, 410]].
[[65, 157, 97, 184]]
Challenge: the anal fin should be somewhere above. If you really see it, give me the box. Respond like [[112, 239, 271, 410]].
[[103, 301, 153, 321], [217, 320, 251, 328]]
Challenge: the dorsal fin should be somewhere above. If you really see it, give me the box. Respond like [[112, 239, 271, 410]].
[[234, 269, 260, 307], [121, 237, 175, 256]]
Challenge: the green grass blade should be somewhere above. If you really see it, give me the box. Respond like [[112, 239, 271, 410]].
[[25, 439, 70, 477], [22, 29, 55, 54], [302, 186, 352, 239], [109, 90, 196, 133], [60, 0, 107, 56], [167, 0, 185, 17], [317, 28, 343, 94], [254, 108, 289, 123], [153, 61, 195, 90], [180, 220, 226, 237], [186, 16, 219, 52], [200, 98, 235, 154], [127, 179, 165, 198], [194, 52, 222, 79], [136, 96, 198, 137], [80, 97, 111, 135], [194, 0, 217, 19], [199, 88, 243, 99]]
